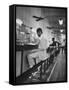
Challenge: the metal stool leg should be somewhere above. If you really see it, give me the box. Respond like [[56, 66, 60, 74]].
[[40, 63, 43, 80]]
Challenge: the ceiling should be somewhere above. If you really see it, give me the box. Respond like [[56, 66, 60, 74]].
[[41, 8, 67, 34]]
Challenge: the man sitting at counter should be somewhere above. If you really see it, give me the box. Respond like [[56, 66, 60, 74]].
[[27, 28, 48, 68]]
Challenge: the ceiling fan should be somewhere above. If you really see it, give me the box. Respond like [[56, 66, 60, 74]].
[[32, 16, 44, 21], [32, 15, 65, 21]]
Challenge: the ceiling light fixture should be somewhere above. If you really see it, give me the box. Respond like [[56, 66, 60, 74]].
[[60, 29, 63, 33], [59, 19, 63, 25]]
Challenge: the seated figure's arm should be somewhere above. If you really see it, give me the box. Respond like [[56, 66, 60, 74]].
[[34, 38, 40, 45], [30, 36, 40, 45]]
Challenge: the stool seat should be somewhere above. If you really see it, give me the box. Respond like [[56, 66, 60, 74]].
[[33, 57, 39, 65]]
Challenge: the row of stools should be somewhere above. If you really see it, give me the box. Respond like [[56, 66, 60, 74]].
[[28, 49, 60, 82], [39, 49, 60, 81]]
